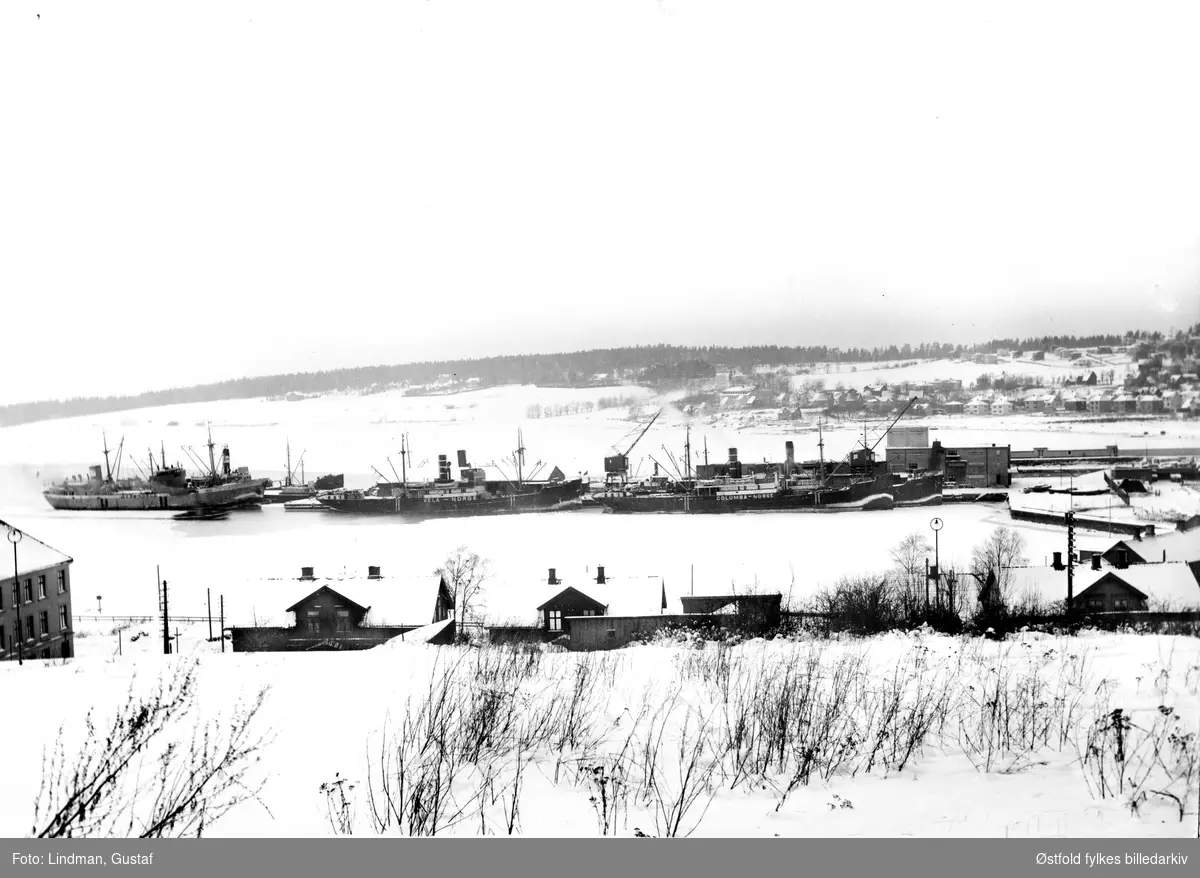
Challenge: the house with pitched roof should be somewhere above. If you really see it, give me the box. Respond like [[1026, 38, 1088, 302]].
[[1011, 558, 1200, 613], [0, 519, 74, 661], [229, 566, 455, 652]]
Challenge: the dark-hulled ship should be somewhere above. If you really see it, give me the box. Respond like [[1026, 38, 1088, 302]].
[[590, 402, 943, 514], [43, 432, 267, 511], [318, 434, 587, 518]]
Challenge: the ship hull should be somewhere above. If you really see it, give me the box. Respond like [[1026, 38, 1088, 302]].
[[596, 475, 900, 514], [319, 479, 586, 518], [43, 480, 267, 511], [891, 473, 945, 507]]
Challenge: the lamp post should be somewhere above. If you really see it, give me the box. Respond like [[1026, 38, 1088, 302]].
[[930, 517, 944, 610], [7, 527, 23, 666]]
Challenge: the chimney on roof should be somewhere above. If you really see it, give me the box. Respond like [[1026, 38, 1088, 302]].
[[301, 566, 314, 579], [1115, 549, 1129, 569], [548, 568, 558, 585], [1091, 555, 1102, 571], [368, 565, 381, 579], [596, 565, 606, 584], [1052, 552, 1064, 571]]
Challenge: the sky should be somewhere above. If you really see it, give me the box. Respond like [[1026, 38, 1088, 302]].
[[2, 1, 1198, 405]]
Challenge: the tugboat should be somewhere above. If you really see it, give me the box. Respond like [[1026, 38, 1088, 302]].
[[43, 430, 267, 511], [319, 431, 586, 518]]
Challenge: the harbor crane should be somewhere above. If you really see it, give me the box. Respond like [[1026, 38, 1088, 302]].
[[604, 408, 662, 485]]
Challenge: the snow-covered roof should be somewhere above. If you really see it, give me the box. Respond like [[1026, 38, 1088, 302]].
[[1011, 563, 1200, 610], [232, 575, 448, 628], [0, 519, 73, 579]]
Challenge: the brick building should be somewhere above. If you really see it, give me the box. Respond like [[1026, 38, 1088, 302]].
[[0, 520, 74, 661], [885, 441, 1010, 488]]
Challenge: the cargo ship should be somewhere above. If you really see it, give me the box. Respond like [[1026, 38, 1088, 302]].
[[43, 432, 267, 511], [318, 432, 587, 518], [590, 403, 942, 514]]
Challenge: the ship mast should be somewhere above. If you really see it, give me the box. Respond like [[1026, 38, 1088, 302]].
[[684, 424, 692, 481], [286, 440, 292, 487], [161, 442, 167, 471], [399, 434, 409, 493], [102, 432, 113, 483], [515, 428, 525, 488], [206, 426, 218, 480]]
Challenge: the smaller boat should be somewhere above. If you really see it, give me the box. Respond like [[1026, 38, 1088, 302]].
[[173, 507, 229, 521], [283, 497, 329, 512]]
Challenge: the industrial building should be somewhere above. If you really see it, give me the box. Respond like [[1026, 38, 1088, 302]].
[[885, 430, 1010, 488]]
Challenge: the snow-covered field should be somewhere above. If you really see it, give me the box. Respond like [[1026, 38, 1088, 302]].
[[2, 631, 1197, 838], [2, 382, 1199, 839]]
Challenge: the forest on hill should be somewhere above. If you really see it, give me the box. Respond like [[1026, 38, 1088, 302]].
[[0, 331, 1161, 427]]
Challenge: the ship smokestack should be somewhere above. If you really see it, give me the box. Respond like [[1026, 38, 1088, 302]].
[[222, 447, 231, 476], [785, 441, 795, 476], [438, 455, 452, 482], [727, 447, 741, 479], [457, 450, 469, 468]]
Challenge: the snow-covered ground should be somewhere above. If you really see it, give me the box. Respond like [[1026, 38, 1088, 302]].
[[1, 631, 1196, 838], [789, 354, 1138, 392]]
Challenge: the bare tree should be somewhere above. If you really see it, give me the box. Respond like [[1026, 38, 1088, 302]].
[[890, 532, 931, 610], [970, 526, 1028, 608], [437, 547, 490, 639]]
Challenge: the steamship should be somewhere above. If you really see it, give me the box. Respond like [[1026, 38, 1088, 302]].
[[318, 435, 587, 518], [42, 432, 268, 511], [591, 406, 943, 514]]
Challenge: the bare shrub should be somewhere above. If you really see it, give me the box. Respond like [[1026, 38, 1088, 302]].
[[31, 661, 271, 838]]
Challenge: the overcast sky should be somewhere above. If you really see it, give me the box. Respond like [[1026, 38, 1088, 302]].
[[2, 1, 1198, 405]]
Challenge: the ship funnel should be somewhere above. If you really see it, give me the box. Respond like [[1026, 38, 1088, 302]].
[[785, 441, 795, 476], [457, 450, 469, 468], [222, 447, 231, 475], [728, 448, 739, 463], [727, 447, 741, 478], [437, 455, 452, 482]]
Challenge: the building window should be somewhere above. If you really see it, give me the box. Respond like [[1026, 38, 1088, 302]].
[[307, 611, 320, 633], [581, 609, 594, 617], [59, 605, 69, 631], [38, 575, 47, 600], [25, 617, 34, 641], [57, 570, 67, 594], [10, 583, 17, 608], [335, 609, 350, 632], [40, 611, 49, 637], [24, 580, 33, 603], [548, 610, 562, 632], [0, 624, 5, 651]]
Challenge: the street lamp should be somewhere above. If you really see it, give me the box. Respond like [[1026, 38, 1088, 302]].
[[930, 517, 944, 611], [7, 527, 23, 666]]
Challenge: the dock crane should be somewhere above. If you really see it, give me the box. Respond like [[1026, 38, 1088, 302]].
[[604, 408, 662, 486]]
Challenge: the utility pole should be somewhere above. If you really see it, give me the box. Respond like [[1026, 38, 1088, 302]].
[[207, 588, 213, 642], [1065, 511, 1076, 616], [161, 578, 171, 655], [174, 628, 180, 655], [219, 595, 225, 653]]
